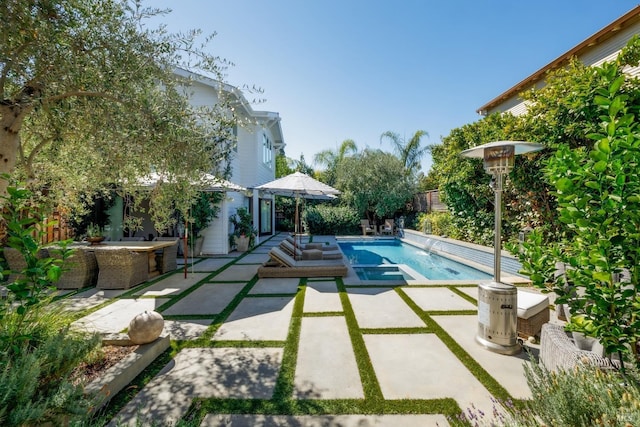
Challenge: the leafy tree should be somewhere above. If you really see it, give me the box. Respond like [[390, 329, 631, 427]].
[[313, 139, 357, 186], [275, 153, 295, 178], [1, 0, 236, 231], [336, 149, 415, 223], [380, 130, 429, 174]]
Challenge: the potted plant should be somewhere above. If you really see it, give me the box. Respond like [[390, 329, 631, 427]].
[[229, 207, 256, 252], [86, 223, 105, 245], [179, 192, 222, 256]]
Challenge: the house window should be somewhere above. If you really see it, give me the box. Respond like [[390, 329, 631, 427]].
[[232, 125, 238, 152], [262, 133, 272, 167]]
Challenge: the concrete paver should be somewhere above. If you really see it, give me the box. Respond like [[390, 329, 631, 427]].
[[294, 317, 363, 399], [62, 236, 538, 426], [111, 347, 283, 426], [73, 298, 169, 334], [213, 296, 295, 341], [432, 314, 532, 399], [133, 273, 209, 297], [249, 277, 300, 294], [163, 282, 245, 315], [235, 253, 270, 264], [213, 264, 259, 281], [403, 287, 477, 311], [347, 287, 424, 328], [58, 288, 126, 312], [201, 414, 450, 426], [163, 319, 212, 340], [186, 258, 233, 272], [364, 333, 495, 417], [303, 281, 342, 313]]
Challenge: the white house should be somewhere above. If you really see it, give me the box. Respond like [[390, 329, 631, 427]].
[[173, 68, 284, 255], [477, 5, 640, 117], [105, 69, 284, 254]]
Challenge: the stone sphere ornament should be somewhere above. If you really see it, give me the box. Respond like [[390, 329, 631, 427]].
[[128, 310, 164, 344]]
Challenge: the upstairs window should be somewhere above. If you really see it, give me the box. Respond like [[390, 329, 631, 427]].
[[262, 133, 272, 167]]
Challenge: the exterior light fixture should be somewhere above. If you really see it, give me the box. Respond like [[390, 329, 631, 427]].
[[461, 140, 544, 355]]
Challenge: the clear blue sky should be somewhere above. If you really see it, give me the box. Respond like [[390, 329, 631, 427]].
[[149, 1, 638, 174]]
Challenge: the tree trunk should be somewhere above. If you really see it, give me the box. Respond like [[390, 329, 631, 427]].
[[0, 104, 25, 195]]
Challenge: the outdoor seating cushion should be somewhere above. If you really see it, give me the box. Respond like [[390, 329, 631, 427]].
[[302, 249, 323, 260], [517, 290, 549, 319], [285, 236, 339, 251]]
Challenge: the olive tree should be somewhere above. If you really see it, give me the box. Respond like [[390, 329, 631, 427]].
[[1, 0, 237, 231], [336, 149, 415, 223]]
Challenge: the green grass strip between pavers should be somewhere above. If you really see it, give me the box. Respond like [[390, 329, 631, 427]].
[[395, 286, 513, 403]]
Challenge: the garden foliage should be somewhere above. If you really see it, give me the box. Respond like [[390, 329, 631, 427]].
[[0, 180, 100, 425]]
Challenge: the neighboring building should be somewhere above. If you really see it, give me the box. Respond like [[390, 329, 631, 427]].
[[107, 68, 284, 254], [477, 5, 640, 117]]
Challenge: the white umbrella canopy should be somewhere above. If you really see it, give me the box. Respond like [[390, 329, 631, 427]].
[[138, 172, 246, 192], [254, 172, 340, 198], [253, 171, 340, 238]]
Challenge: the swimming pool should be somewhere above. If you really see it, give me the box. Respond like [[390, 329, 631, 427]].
[[338, 239, 492, 281]]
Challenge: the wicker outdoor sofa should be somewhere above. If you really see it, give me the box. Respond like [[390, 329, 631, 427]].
[[153, 237, 179, 273], [258, 247, 348, 278], [539, 323, 620, 372]]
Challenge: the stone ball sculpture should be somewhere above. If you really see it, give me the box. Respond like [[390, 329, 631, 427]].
[[128, 310, 164, 344]]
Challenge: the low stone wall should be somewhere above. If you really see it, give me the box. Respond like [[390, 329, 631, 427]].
[[401, 229, 525, 278]]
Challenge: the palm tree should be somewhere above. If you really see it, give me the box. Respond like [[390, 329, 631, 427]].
[[380, 130, 429, 174], [313, 139, 358, 186]]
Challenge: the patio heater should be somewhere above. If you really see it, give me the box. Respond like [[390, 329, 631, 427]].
[[460, 141, 543, 355]]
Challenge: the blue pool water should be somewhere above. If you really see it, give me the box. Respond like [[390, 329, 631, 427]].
[[338, 239, 492, 281]]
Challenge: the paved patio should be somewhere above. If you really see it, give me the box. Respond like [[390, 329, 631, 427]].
[[64, 234, 552, 426]]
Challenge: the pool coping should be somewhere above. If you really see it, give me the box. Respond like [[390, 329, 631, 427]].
[[337, 235, 529, 286]]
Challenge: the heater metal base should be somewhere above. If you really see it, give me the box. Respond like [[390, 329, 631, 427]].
[[475, 335, 521, 355]]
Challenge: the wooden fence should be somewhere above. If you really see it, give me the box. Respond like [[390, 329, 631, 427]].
[[412, 190, 447, 213]]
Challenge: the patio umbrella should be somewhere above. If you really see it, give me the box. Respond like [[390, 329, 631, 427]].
[[137, 172, 246, 192], [253, 172, 340, 249]]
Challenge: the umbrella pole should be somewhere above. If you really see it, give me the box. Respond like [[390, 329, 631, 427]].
[[294, 197, 299, 255], [183, 218, 188, 279]]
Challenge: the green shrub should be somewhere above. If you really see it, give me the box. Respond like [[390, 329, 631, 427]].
[[0, 178, 101, 425], [416, 212, 455, 237], [303, 205, 360, 235], [458, 361, 640, 426]]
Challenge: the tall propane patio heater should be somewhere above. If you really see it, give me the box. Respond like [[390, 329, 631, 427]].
[[460, 141, 543, 354]]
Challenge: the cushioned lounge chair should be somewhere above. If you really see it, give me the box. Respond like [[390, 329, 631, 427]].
[[280, 239, 343, 260], [257, 247, 348, 278], [284, 235, 339, 251]]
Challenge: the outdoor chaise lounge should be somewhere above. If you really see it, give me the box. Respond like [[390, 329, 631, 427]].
[[257, 247, 348, 278], [279, 239, 343, 260], [284, 235, 339, 251]]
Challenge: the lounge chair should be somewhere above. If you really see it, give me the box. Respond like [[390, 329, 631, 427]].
[[280, 239, 343, 260], [380, 219, 394, 236], [361, 219, 376, 236], [257, 247, 348, 278], [284, 235, 339, 251]]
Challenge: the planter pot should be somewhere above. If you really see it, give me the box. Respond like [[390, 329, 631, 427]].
[[180, 236, 205, 256], [235, 235, 250, 252]]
